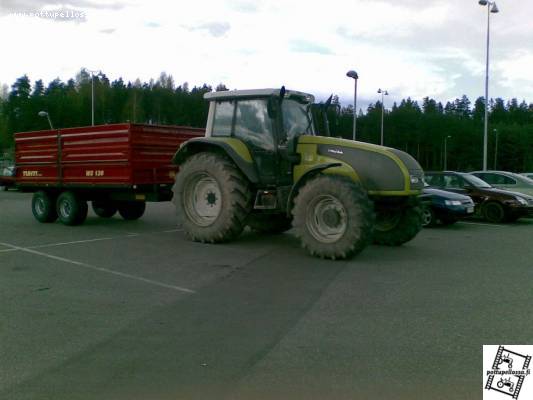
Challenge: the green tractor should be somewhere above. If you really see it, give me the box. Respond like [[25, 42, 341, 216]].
[[172, 87, 424, 259]]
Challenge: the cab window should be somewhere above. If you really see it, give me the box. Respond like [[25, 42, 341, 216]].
[[234, 99, 274, 150], [212, 101, 234, 137]]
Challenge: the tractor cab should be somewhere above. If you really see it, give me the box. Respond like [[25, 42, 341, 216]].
[[204, 88, 318, 185]]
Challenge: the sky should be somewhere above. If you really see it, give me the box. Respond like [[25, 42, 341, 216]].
[[0, 0, 532, 111]]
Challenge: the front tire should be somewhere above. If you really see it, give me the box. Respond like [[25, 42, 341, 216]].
[[482, 201, 505, 223], [292, 175, 374, 260], [374, 205, 422, 246], [173, 153, 252, 243], [32, 191, 58, 223], [421, 206, 436, 227], [56, 191, 88, 226]]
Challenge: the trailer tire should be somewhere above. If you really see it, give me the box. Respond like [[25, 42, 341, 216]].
[[292, 175, 374, 260], [373, 205, 422, 246], [248, 213, 293, 234], [32, 191, 58, 223], [173, 152, 252, 243], [92, 201, 117, 218], [118, 201, 146, 220], [56, 191, 88, 226]]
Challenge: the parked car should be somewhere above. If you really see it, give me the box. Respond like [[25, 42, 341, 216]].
[[425, 171, 533, 223], [421, 183, 475, 227], [470, 170, 533, 197], [0, 165, 15, 191], [520, 172, 533, 180]]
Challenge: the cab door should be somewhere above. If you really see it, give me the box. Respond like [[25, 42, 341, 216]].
[[233, 99, 278, 185]]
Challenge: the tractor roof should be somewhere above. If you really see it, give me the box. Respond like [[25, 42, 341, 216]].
[[204, 88, 315, 103]]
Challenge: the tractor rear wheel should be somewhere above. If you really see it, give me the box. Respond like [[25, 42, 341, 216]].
[[373, 205, 422, 246], [292, 175, 374, 260], [173, 152, 252, 243]]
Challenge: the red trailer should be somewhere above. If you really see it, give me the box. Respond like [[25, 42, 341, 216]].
[[15, 123, 204, 225]]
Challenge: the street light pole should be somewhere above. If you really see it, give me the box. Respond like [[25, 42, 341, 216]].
[[38, 111, 54, 130], [377, 88, 388, 146], [478, 0, 499, 171], [346, 70, 359, 141], [493, 128, 498, 169], [87, 69, 99, 126], [444, 135, 451, 170]]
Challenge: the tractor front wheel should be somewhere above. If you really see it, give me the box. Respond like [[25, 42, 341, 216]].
[[292, 175, 374, 260]]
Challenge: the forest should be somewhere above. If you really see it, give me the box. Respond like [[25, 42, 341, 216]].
[[1, 68, 532, 172]]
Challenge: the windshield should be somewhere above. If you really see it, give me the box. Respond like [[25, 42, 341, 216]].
[[463, 173, 492, 188], [282, 99, 314, 139]]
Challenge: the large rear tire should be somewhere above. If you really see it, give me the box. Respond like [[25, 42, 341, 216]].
[[173, 153, 252, 243], [373, 205, 422, 246], [248, 213, 292, 234], [56, 191, 88, 226], [292, 175, 374, 260], [32, 191, 58, 223]]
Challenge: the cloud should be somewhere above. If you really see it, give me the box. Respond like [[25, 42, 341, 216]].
[[289, 40, 333, 55], [0, 0, 127, 14], [145, 22, 160, 28], [185, 21, 231, 38], [99, 28, 115, 34]]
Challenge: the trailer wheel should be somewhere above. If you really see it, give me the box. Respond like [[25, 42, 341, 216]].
[[32, 191, 58, 223], [373, 205, 422, 246], [173, 152, 252, 243], [56, 191, 88, 226], [292, 175, 374, 260], [92, 201, 117, 218], [117, 201, 146, 220]]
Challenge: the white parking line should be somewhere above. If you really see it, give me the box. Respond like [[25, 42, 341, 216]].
[[0, 241, 195, 294], [0, 229, 184, 253]]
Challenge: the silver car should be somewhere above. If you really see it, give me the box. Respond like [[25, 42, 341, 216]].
[[471, 170, 533, 197]]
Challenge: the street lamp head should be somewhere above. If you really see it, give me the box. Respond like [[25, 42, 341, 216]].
[[478, 0, 488, 5], [490, 2, 499, 13], [346, 70, 358, 79], [38, 111, 48, 117], [377, 88, 382, 93]]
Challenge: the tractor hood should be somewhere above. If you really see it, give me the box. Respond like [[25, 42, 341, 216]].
[[296, 136, 425, 195]]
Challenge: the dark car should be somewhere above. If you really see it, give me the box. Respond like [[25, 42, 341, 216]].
[[425, 171, 533, 223], [0, 165, 15, 191], [421, 185, 475, 227]]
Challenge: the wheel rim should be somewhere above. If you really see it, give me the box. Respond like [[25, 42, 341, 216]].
[[375, 210, 401, 232], [183, 173, 222, 227], [59, 199, 72, 219], [35, 197, 46, 216], [306, 195, 347, 243], [421, 208, 433, 226]]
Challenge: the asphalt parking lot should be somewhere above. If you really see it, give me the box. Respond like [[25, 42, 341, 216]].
[[1, 190, 533, 400]]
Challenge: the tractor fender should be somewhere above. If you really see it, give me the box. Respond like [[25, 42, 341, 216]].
[[172, 137, 259, 184], [286, 162, 343, 215]]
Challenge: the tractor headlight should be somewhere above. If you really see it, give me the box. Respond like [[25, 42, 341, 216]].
[[445, 200, 462, 206], [410, 175, 420, 184]]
